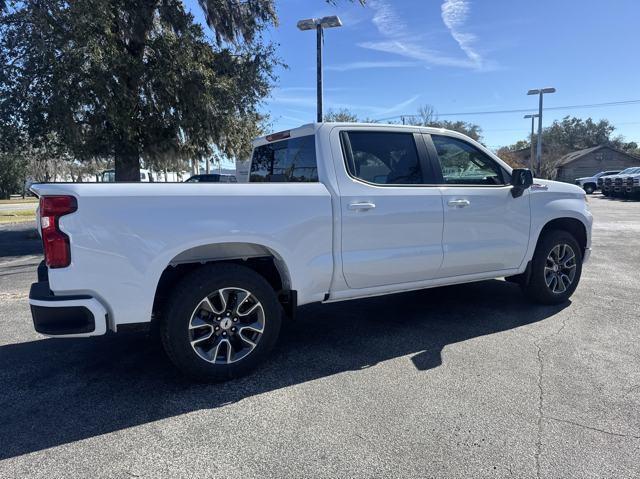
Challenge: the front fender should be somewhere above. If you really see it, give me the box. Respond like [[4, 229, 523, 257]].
[[524, 186, 593, 265]]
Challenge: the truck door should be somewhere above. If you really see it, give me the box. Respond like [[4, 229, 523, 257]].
[[425, 134, 531, 277], [333, 128, 444, 289]]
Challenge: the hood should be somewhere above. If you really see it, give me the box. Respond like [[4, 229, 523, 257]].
[[531, 179, 586, 198]]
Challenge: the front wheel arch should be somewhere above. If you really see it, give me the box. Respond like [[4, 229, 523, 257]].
[[535, 218, 587, 259]]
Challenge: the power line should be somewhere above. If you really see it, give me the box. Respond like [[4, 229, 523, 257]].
[[377, 99, 640, 122]]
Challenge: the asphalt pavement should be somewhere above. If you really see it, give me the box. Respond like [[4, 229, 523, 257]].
[[0, 196, 638, 478]]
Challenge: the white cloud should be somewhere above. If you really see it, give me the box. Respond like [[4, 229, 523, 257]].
[[359, 0, 489, 71], [370, 0, 404, 37], [441, 0, 482, 68], [268, 91, 420, 118], [325, 60, 421, 72], [358, 40, 476, 69]]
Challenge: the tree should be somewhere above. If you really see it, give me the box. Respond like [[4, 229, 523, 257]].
[[404, 104, 483, 142], [1, 0, 278, 181], [499, 116, 640, 179], [324, 108, 359, 122], [0, 152, 26, 199]]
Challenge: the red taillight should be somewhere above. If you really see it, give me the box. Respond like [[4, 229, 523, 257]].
[[40, 195, 77, 268]]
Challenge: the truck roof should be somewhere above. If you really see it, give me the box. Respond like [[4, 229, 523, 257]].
[[252, 122, 465, 147]]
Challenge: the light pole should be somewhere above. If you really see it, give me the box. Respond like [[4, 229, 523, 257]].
[[297, 16, 343, 123], [527, 87, 556, 176], [523, 113, 539, 172]]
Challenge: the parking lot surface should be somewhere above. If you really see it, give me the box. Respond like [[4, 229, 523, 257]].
[[0, 196, 638, 478]]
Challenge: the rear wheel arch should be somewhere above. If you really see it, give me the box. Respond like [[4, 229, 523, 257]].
[[152, 242, 293, 320]]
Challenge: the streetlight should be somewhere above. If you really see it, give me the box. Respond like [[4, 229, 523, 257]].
[[297, 16, 343, 123], [523, 113, 539, 172], [527, 87, 556, 176]]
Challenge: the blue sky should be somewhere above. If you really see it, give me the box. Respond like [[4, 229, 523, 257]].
[[186, 0, 640, 150]]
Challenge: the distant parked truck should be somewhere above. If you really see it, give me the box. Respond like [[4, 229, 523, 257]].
[[601, 167, 640, 196], [574, 170, 619, 194]]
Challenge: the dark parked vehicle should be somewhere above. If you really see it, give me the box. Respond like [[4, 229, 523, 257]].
[[185, 174, 237, 183]]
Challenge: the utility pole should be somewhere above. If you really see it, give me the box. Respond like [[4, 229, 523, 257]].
[[523, 114, 539, 172], [527, 87, 556, 176], [297, 16, 342, 123]]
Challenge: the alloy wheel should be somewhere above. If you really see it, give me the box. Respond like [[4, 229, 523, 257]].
[[188, 287, 265, 364], [544, 243, 577, 294]]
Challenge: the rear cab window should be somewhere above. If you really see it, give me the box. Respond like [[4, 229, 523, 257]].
[[250, 135, 318, 182]]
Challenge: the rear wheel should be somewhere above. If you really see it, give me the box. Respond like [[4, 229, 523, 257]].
[[583, 183, 595, 194], [161, 264, 282, 381], [522, 230, 582, 305]]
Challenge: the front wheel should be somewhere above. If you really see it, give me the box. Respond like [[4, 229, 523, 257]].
[[522, 230, 583, 305], [161, 264, 282, 381], [583, 184, 595, 194]]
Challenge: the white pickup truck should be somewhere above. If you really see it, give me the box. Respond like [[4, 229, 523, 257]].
[[29, 123, 593, 380]]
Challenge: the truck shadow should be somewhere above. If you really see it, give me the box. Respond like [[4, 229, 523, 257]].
[[0, 279, 568, 460], [0, 221, 41, 259]]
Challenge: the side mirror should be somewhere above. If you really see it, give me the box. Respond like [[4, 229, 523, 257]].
[[511, 168, 533, 198]]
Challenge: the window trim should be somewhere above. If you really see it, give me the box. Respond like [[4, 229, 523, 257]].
[[424, 133, 511, 187], [339, 130, 438, 187]]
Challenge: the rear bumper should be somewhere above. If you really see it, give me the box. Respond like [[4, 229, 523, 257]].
[[29, 278, 107, 337]]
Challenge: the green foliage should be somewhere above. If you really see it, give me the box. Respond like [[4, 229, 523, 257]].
[[324, 108, 360, 122], [543, 117, 616, 152], [0, 152, 26, 199], [403, 104, 483, 142], [1, 0, 278, 181]]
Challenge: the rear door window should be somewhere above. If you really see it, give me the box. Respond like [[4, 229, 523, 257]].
[[341, 131, 423, 185], [250, 135, 318, 182]]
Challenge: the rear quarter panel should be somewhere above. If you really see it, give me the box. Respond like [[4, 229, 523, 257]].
[[32, 183, 333, 326]]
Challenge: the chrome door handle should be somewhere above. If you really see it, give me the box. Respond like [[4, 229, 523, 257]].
[[447, 199, 470, 208], [348, 201, 376, 211]]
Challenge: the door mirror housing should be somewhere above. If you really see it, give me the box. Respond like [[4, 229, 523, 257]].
[[510, 168, 533, 198]]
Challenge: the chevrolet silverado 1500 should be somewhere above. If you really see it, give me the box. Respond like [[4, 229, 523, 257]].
[[29, 123, 593, 380]]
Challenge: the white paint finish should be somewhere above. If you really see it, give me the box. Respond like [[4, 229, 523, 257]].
[[525, 179, 593, 262], [439, 185, 531, 276], [327, 126, 444, 289], [31, 183, 334, 325], [29, 123, 593, 337]]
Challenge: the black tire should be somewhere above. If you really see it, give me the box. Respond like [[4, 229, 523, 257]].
[[522, 229, 583, 305], [583, 183, 595, 194], [161, 263, 282, 381]]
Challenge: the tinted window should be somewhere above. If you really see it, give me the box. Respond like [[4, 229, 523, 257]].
[[431, 135, 505, 185], [250, 135, 318, 182], [342, 131, 422, 185]]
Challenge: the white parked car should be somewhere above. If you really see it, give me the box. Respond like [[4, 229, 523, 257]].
[[574, 170, 620, 194], [29, 123, 593, 380]]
